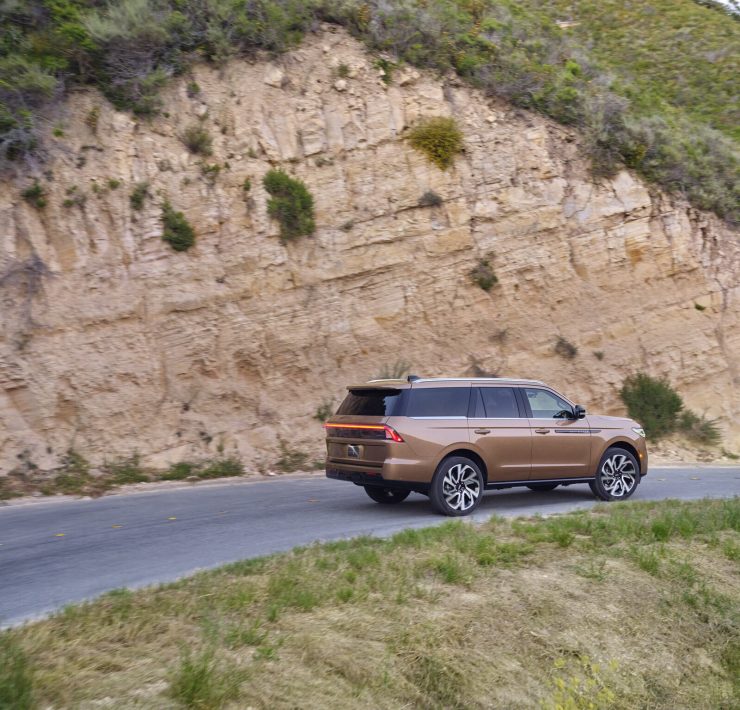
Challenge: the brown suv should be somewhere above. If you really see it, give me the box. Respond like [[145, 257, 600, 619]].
[[325, 377, 647, 516]]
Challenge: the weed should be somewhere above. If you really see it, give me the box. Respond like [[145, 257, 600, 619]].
[[225, 622, 266, 648], [678, 410, 721, 446], [408, 116, 463, 170], [129, 182, 149, 211], [722, 449, 739, 461], [242, 177, 251, 192], [200, 162, 222, 183], [62, 185, 85, 208], [198, 458, 244, 479], [0, 633, 34, 710], [593, 350, 605, 361], [374, 57, 396, 84], [695, 302, 707, 311], [161, 201, 196, 252], [275, 442, 309, 473], [52, 126, 64, 137], [336, 63, 350, 78], [85, 106, 100, 133], [21, 180, 46, 209], [418, 190, 442, 207], [182, 123, 213, 156], [186, 81, 201, 98], [313, 399, 334, 423], [168, 648, 241, 709], [469, 258, 498, 291], [263, 169, 315, 242], [108, 456, 148, 485], [554, 336, 578, 359], [107, 178, 120, 190]]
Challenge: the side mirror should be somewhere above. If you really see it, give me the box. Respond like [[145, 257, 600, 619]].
[[574, 404, 586, 419]]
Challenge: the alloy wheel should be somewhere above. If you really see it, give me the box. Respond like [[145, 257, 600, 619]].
[[599, 454, 637, 498], [442, 463, 481, 511]]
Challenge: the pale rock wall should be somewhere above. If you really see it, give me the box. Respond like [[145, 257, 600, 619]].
[[0, 28, 738, 473]]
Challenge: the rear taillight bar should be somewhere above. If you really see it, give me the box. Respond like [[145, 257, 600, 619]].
[[324, 422, 404, 442]]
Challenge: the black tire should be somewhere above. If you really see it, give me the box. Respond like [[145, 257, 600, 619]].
[[363, 486, 410, 504], [590, 447, 640, 501], [526, 483, 560, 492], [430, 456, 484, 517]]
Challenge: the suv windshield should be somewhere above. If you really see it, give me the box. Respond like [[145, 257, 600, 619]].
[[336, 388, 404, 416]]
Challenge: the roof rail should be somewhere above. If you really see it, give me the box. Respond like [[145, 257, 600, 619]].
[[407, 374, 420, 382]]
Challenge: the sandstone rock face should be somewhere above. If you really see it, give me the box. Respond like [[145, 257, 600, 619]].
[[0, 28, 738, 473]]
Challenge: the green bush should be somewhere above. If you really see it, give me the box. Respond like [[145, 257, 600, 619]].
[[469, 259, 498, 291], [263, 169, 315, 242], [418, 190, 443, 207], [182, 123, 213, 156], [620, 373, 683, 440], [161, 202, 196, 251], [130, 182, 149, 211], [408, 117, 464, 170], [21, 180, 46, 209]]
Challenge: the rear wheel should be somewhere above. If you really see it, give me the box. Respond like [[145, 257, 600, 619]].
[[363, 486, 410, 504], [590, 447, 640, 501], [526, 482, 559, 492], [430, 456, 484, 517]]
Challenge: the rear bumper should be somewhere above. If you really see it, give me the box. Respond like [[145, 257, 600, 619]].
[[326, 467, 428, 492]]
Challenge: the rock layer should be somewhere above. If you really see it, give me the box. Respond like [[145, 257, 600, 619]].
[[0, 28, 738, 472]]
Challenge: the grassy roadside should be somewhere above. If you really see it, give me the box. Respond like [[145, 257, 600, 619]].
[[1, 498, 738, 708]]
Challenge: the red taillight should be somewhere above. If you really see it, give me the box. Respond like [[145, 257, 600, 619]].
[[324, 422, 404, 442]]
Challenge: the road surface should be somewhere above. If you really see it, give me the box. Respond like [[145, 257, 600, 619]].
[[1, 465, 738, 626]]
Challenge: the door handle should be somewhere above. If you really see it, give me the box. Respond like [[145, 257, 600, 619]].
[[534, 428, 549, 434], [474, 428, 491, 434]]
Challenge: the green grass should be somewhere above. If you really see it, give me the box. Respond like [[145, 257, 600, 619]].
[[0, 634, 34, 710], [2, 498, 737, 708]]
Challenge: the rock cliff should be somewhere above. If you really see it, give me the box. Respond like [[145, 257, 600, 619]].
[[1, 27, 738, 473]]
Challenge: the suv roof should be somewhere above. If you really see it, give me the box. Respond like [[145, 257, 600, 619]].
[[353, 376, 546, 389]]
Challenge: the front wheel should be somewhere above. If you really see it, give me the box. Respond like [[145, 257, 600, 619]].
[[364, 486, 410, 504], [590, 448, 640, 501], [430, 456, 484, 517]]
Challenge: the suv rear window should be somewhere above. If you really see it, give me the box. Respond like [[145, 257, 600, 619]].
[[336, 389, 403, 416], [406, 387, 470, 417]]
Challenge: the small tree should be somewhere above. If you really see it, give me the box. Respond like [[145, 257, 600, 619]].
[[161, 202, 195, 251], [620, 373, 682, 440], [263, 170, 315, 242]]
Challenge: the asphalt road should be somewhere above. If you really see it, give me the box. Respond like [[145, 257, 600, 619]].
[[1, 466, 738, 627]]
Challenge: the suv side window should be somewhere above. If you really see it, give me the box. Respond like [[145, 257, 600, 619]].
[[479, 387, 520, 418], [523, 388, 573, 418], [406, 387, 470, 418]]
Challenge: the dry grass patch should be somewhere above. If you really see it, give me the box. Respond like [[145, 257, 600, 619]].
[[2, 498, 738, 708]]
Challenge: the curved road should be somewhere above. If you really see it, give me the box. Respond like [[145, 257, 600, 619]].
[[1, 465, 738, 626]]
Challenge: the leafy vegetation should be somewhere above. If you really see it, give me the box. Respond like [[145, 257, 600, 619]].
[[182, 123, 213, 156], [469, 258, 498, 291], [129, 182, 148, 211], [620, 372, 722, 444], [263, 169, 315, 242], [21, 180, 46, 209], [418, 189, 442, 207], [0, 1, 737, 222], [161, 201, 196, 252], [408, 117, 464, 170], [554, 336, 578, 359], [2, 498, 738, 708]]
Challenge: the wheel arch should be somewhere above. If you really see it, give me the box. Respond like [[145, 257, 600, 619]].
[[601, 440, 642, 473], [435, 448, 488, 484]]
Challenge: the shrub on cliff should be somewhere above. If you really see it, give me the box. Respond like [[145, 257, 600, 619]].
[[161, 202, 196, 252], [263, 169, 315, 242], [408, 117, 463, 170], [620, 373, 683, 440], [620, 373, 720, 445]]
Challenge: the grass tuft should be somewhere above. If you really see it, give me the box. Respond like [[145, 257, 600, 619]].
[[408, 116, 463, 170]]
